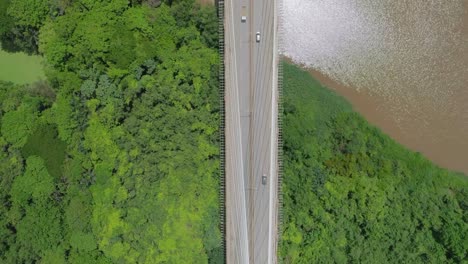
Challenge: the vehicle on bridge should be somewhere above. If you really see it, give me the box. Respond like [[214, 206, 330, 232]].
[[262, 174, 267, 185]]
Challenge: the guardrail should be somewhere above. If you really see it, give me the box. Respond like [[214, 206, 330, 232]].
[[277, 0, 284, 262], [218, 0, 226, 262]]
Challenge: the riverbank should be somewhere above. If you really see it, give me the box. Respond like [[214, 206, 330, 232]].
[[300, 63, 468, 175]]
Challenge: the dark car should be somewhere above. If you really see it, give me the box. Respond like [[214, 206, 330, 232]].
[[262, 174, 267, 185]]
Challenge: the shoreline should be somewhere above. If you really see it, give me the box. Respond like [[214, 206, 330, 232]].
[[283, 58, 468, 175]]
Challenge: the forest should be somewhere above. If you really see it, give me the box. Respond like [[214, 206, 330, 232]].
[[0, 0, 222, 263], [280, 62, 468, 263]]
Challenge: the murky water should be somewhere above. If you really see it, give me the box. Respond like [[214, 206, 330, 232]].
[[281, 0, 468, 174]]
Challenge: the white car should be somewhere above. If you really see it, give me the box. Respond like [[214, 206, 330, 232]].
[[256, 32, 261, 42]]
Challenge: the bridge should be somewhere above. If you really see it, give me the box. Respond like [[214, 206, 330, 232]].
[[221, 0, 280, 262]]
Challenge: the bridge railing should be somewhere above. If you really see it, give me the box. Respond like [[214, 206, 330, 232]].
[[277, 0, 285, 262], [218, 0, 226, 262]]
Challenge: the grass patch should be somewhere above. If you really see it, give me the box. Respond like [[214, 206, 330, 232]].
[[22, 124, 67, 179], [0, 48, 45, 84]]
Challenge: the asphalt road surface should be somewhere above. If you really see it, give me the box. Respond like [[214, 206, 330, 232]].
[[224, 0, 279, 262]]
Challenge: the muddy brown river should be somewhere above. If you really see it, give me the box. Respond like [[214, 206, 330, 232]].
[[282, 0, 468, 174]]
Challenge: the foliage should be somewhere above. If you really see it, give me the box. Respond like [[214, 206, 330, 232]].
[[0, 1, 221, 263], [0, 0, 13, 37], [7, 0, 50, 28], [22, 124, 67, 179], [0, 0, 41, 53], [7, 156, 62, 263], [280, 62, 468, 263], [1, 97, 40, 148]]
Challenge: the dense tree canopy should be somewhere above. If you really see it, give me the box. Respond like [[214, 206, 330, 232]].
[[0, 0, 47, 53], [280, 62, 468, 263], [0, 0, 222, 263]]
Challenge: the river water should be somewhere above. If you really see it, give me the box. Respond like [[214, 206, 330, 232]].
[[281, 0, 468, 174]]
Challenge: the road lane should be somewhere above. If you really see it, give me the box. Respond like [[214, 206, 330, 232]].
[[225, 0, 278, 262], [250, 0, 278, 262], [225, 0, 250, 261]]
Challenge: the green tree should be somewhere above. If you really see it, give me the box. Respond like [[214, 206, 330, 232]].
[[1, 101, 39, 147], [7, 0, 49, 28], [0, 0, 14, 37], [0, 0, 50, 53], [7, 156, 62, 262]]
